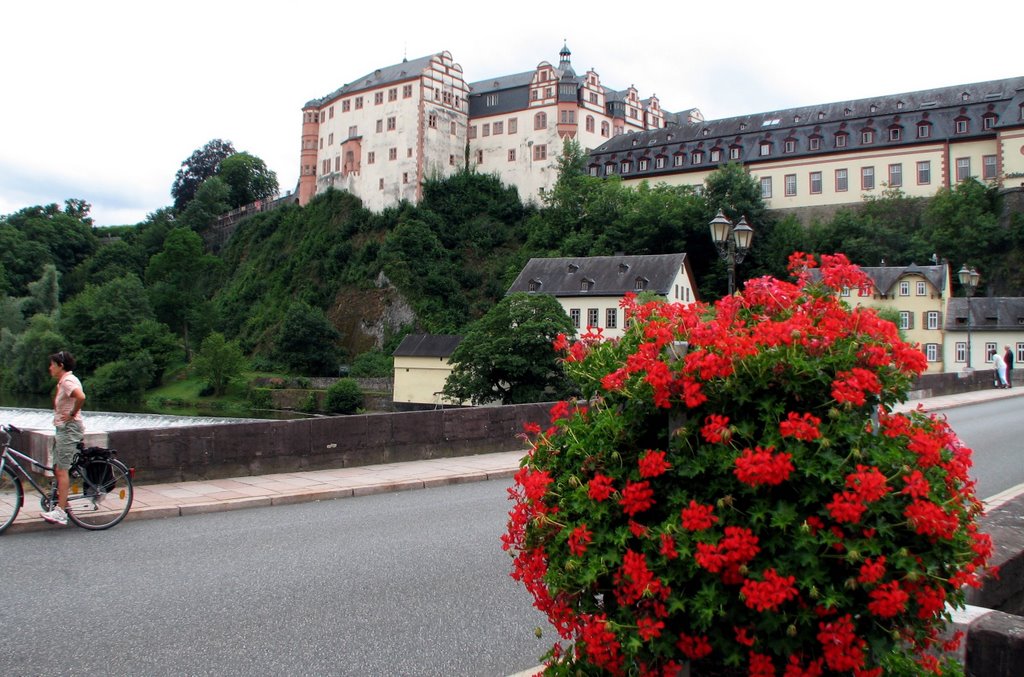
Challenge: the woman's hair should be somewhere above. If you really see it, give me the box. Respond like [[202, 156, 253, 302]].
[[49, 350, 77, 371]]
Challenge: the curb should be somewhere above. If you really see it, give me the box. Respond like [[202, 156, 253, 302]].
[[4, 468, 519, 536]]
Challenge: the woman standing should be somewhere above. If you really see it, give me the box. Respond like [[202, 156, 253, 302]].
[[40, 351, 86, 526], [993, 350, 1009, 389]]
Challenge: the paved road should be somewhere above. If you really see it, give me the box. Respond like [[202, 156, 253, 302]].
[[942, 397, 1024, 501], [0, 480, 548, 676], [2, 396, 1018, 677]]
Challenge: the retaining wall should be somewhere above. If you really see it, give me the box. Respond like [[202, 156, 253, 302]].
[[17, 403, 550, 484]]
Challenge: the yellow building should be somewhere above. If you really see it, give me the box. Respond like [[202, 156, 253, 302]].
[[591, 77, 1024, 219], [506, 253, 698, 339], [944, 297, 1024, 377], [837, 264, 951, 373], [391, 334, 464, 411]]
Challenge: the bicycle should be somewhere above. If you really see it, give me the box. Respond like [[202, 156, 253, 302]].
[[1, 423, 134, 533]]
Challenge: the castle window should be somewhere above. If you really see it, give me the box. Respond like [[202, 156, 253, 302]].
[[534, 112, 547, 130], [984, 154, 998, 180], [710, 148, 722, 162], [533, 144, 547, 161], [403, 85, 413, 98], [835, 132, 848, 148], [809, 136, 821, 151], [917, 122, 931, 138], [888, 163, 902, 187], [784, 139, 796, 153], [955, 118, 969, 134], [983, 114, 997, 130], [691, 150, 704, 164], [729, 146, 742, 160], [509, 149, 517, 162], [810, 171, 822, 194], [888, 127, 901, 141], [759, 142, 771, 156], [861, 129, 874, 144], [861, 166, 875, 190]]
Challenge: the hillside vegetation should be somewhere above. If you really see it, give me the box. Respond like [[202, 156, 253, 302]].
[[2, 139, 1021, 404]]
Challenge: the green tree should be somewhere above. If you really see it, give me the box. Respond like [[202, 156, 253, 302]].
[[171, 139, 236, 211], [122, 318, 181, 387], [325, 378, 363, 414], [443, 292, 576, 405], [216, 152, 279, 209], [0, 201, 98, 295], [23, 263, 60, 317], [175, 176, 232, 231], [88, 352, 156, 402], [4, 314, 68, 394], [192, 332, 246, 396], [146, 227, 223, 359], [919, 179, 1006, 293], [270, 301, 342, 375], [59, 275, 154, 372]]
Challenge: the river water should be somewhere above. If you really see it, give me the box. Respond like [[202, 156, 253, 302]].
[[0, 406, 261, 432]]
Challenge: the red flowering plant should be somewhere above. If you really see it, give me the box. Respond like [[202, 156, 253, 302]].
[[504, 253, 992, 676]]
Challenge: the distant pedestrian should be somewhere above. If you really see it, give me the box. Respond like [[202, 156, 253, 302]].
[[40, 350, 85, 527], [1005, 345, 1015, 388], [993, 351, 1009, 389]]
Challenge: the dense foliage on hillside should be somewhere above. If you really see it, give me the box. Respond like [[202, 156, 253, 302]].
[[1, 137, 1020, 401]]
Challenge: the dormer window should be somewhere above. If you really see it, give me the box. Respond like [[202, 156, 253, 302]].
[[955, 118, 969, 134], [567, 263, 579, 273], [634, 277, 648, 291], [618, 263, 630, 274], [917, 122, 932, 139], [835, 132, 848, 148], [961, 91, 970, 101], [888, 126, 902, 141], [861, 129, 875, 144], [581, 279, 593, 292], [729, 145, 742, 160], [896, 101, 905, 110], [759, 141, 771, 156], [710, 148, 722, 162], [818, 112, 825, 120], [983, 113, 997, 130], [528, 279, 542, 292]]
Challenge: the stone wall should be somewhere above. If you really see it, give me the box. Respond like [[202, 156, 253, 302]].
[[73, 403, 550, 483]]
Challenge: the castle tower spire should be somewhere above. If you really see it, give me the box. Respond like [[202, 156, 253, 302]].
[[559, 41, 572, 70]]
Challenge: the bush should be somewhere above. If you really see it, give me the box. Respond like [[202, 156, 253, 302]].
[[88, 353, 156, 402], [298, 391, 320, 413], [247, 387, 272, 409], [325, 378, 363, 414], [506, 254, 992, 675], [350, 350, 393, 377]]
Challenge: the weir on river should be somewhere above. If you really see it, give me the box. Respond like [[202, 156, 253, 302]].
[[1, 407, 256, 432]]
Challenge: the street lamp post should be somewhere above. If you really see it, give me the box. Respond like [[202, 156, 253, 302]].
[[709, 210, 754, 295], [958, 264, 980, 371]]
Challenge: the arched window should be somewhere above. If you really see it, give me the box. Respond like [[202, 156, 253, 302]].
[[600, 121, 610, 137]]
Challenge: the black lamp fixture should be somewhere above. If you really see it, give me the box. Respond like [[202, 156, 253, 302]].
[[709, 210, 754, 295]]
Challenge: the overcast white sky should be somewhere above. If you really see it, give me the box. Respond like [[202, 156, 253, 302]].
[[2, 0, 1020, 227]]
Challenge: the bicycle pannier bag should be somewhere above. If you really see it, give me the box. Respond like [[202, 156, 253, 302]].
[[80, 447, 116, 495]]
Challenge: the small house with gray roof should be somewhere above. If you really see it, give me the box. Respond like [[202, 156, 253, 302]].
[[945, 297, 1024, 377], [392, 334, 465, 411], [506, 253, 698, 339]]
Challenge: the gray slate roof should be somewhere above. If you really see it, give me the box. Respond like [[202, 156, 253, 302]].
[[392, 334, 462, 358], [859, 264, 948, 296], [507, 253, 690, 298], [589, 76, 1024, 173], [306, 53, 441, 108], [946, 298, 1024, 331]]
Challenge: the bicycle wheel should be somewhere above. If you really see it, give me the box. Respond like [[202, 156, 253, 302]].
[[66, 458, 133, 530], [0, 465, 24, 534]]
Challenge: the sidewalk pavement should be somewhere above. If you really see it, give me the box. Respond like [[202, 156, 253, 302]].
[[7, 386, 1023, 535]]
